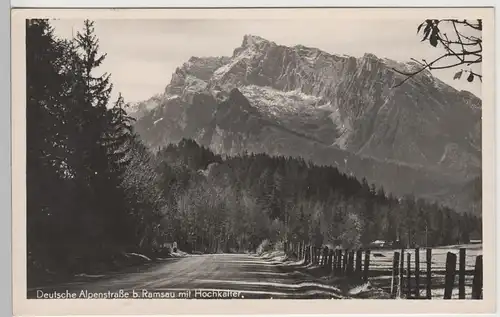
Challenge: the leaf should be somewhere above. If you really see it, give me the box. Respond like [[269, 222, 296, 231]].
[[417, 22, 425, 34], [429, 32, 438, 47], [420, 22, 433, 41], [453, 70, 463, 80], [422, 28, 431, 41], [467, 73, 474, 82]]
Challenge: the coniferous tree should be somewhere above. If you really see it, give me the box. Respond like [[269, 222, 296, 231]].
[[26, 19, 76, 276]]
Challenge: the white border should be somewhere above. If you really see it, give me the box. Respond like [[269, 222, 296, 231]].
[[8, 1, 500, 8], [7, 4, 499, 317]]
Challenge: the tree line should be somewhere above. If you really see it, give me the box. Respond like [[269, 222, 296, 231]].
[[27, 19, 482, 285], [154, 140, 481, 254]]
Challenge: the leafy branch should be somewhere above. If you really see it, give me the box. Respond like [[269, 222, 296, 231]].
[[392, 19, 482, 88]]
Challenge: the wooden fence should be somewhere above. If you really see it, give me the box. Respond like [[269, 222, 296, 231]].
[[284, 242, 371, 282], [284, 242, 483, 300]]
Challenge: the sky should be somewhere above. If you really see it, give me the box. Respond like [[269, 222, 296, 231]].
[[49, 19, 482, 103]]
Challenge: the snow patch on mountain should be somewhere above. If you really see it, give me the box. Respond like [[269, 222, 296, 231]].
[[239, 85, 329, 117], [212, 47, 260, 82], [153, 118, 164, 125], [182, 75, 208, 94], [166, 94, 180, 100]]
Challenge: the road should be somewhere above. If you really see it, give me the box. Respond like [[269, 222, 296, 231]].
[[28, 253, 345, 299]]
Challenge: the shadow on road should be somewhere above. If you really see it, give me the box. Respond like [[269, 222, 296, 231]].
[[27, 253, 374, 299]]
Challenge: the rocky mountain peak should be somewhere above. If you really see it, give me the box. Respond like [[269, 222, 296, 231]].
[[133, 34, 482, 214], [362, 52, 379, 60], [241, 34, 274, 49]]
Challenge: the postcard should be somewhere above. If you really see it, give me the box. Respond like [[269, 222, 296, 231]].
[[11, 7, 496, 316]]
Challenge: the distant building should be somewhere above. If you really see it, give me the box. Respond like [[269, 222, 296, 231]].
[[369, 240, 387, 249], [161, 241, 178, 253], [470, 230, 482, 243], [328, 239, 343, 249]]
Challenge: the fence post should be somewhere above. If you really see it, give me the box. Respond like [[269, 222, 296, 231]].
[[342, 250, 348, 275], [356, 250, 362, 274], [334, 249, 338, 275], [345, 250, 350, 275], [331, 250, 337, 275], [459, 248, 466, 299], [337, 250, 342, 274], [325, 247, 330, 267], [406, 252, 412, 298], [309, 245, 313, 264], [319, 247, 322, 265], [391, 251, 400, 298], [349, 251, 355, 276], [339, 249, 344, 275], [399, 249, 405, 297], [322, 246, 329, 268], [443, 252, 457, 299], [471, 255, 483, 299], [363, 250, 371, 282], [336, 249, 342, 275], [426, 248, 432, 299], [348, 249, 353, 274], [328, 249, 334, 272], [319, 247, 323, 266], [346, 251, 352, 276], [414, 248, 420, 298]]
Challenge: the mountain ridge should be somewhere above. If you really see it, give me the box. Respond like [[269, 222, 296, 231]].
[[132, 34, 482, 214]]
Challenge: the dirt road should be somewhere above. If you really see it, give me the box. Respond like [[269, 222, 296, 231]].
[[28, 253, 345, 299]]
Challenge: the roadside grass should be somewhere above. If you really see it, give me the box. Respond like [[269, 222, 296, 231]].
[[27, 249, 190, 290]]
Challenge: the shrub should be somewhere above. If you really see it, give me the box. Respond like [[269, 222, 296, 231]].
[[256, 239, 272, 255]]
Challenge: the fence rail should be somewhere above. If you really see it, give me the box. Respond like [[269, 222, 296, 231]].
[[285, 242, 483, 300]]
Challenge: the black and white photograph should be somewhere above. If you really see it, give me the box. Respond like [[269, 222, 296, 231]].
[[12, 7, 496, 314]]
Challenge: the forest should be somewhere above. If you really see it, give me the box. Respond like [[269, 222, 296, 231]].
[[26, 19, 482, 284]]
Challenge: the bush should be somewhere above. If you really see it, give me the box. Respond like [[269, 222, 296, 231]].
[[256, 239, 273, 255], [274, 240, 284, 252]]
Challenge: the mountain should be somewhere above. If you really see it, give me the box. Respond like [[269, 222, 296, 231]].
[[133, 34, 482, 214], [128, 94, 165, 119]]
